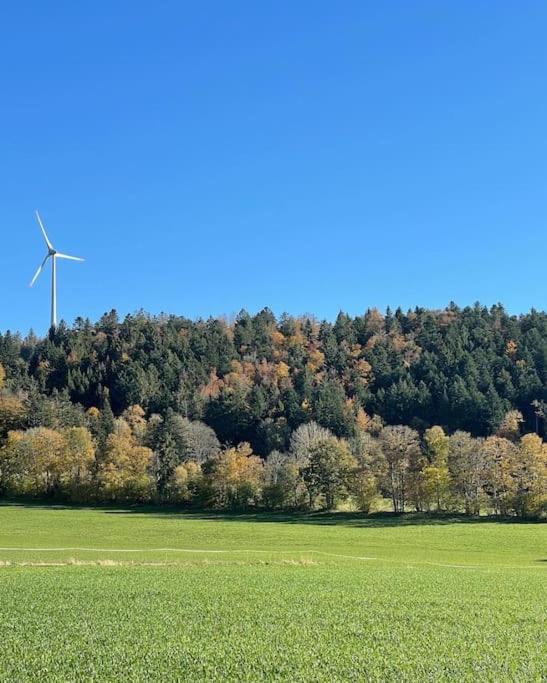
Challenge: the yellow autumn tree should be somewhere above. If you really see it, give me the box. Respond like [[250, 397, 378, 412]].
[[355, 407, 370, 432], [352, 470, 379, 513], [97, 418, 153, 502], [0, 394, 27, 438], [0, 430, 24, 492], [306, 349, 325, 373], [1, 427, 64, 496], [61, 427, 96, 497], [512, 434, 547, 518], [121, 404, 148, 443], [169, 461, 204, 503], [275, 361, 290, 381], [481, 436, 516, 516], [207, 442, 264, 509], [422, 426, 451, 511], [0, 426, 95, 499], [496, 410, 524, 442]]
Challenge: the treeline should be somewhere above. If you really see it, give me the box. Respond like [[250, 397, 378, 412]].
[[0, 405, 545, 517], [0, 303, 545, 515]]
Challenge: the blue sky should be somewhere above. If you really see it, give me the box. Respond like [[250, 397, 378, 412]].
[[1, 2, 546, 334]]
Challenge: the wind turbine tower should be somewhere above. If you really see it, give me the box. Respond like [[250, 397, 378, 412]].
[[30, 210, 84, 329]]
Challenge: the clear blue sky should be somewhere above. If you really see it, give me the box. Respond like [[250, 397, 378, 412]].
[[1, 2, 546, 334]]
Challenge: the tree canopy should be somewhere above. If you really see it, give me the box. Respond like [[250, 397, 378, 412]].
[[0, 304, 544, 452]]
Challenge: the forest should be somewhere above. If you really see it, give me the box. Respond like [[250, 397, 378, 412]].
[[0, 303, 545, 516]]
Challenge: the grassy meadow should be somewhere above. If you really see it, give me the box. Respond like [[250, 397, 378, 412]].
[[0, 503, 545, 681]]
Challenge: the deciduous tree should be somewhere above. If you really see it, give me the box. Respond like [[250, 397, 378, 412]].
[[448, 431, 486, 515], [379, 425, 420, 513], [207, 443, 263, 509], [422, 426, 450, 511], [303, 437, 356, 510]]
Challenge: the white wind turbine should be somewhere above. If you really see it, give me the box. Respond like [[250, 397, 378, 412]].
[[29, 210, 84, 329]]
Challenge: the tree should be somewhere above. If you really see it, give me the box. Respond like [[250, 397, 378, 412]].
[[0, 394, 27, 442], [97, 419, 154, 502], [121, 404, 148, 443], [60, 427, 95, 498], [206, 443, 263, 509], [0, 427, 65, 496], [153, 426, 180, 497], [169, 461, 204, 504], [204, 385, 253, 445], [348, 431, 383, 512], [512, 433, 547, 518], [148, 411, 220, 496], [0, 426, 95, 498], [262, 450, 303, 509], [181, 419, 220, 463], [352, 471, 379, 513], [422, 426, 450, 511], [290, 421, 332, 467], [255, 417, 290, 456], [496, 410, 524, 442], [379, 426, 420, 513], [303, 437, 356, 510], [85, 396, 115, 459], [448, 431, 486, 515], [481, 436, 516, 515], [531, 400, 546, 437], [406, 436, 429, 512], [314, 380, 355, 437], [0, 430, 20, 493], [233, 310, 254, 353]]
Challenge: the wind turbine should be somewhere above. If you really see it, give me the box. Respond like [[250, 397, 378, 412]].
[[30, 210, 84, 329]]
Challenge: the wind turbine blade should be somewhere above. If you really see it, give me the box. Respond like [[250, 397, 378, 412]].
[[35, 210, 53, 250], [55, 253, 85, 262], [29, 254, 50, 287]]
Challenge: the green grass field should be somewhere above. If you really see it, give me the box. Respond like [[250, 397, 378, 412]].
[[0, 503, 545, 681]]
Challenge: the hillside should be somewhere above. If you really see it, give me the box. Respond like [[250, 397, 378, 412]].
[[1, 304, 545, 450]]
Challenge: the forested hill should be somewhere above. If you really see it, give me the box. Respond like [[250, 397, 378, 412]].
[[1, 304, 546, 454]]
